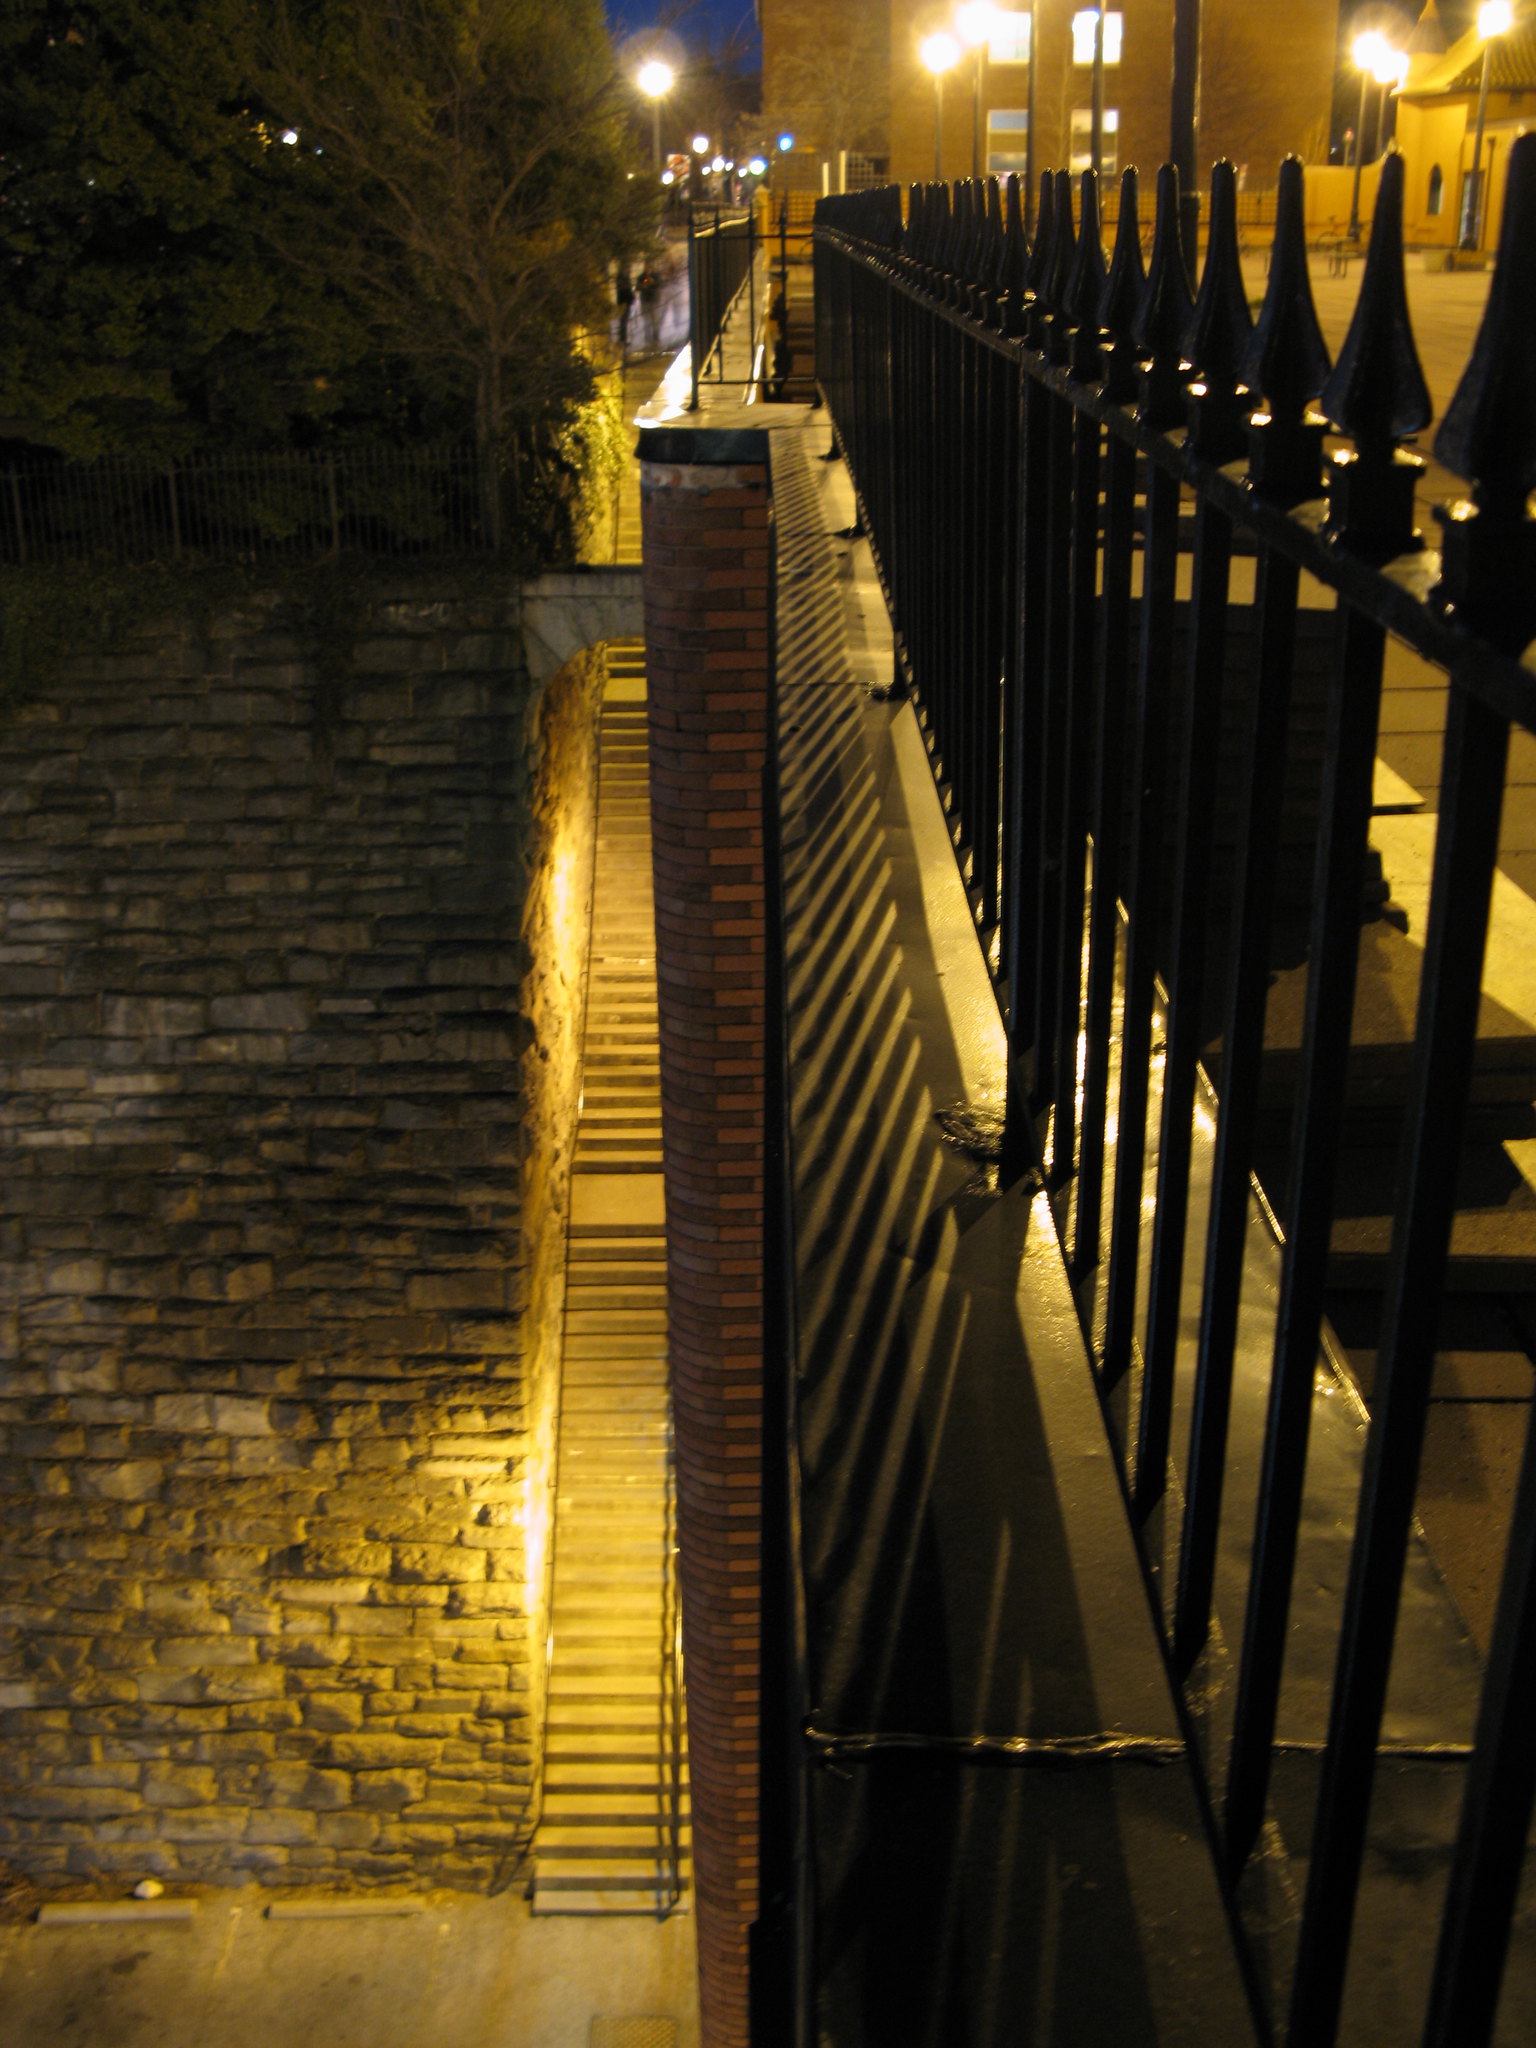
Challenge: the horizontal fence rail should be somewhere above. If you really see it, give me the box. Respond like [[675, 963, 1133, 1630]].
[[1, 442, 495, 567], [806, 142, 1536, 2048]]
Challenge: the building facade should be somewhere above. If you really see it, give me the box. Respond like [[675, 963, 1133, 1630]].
[[764, 0, 1338, 193]]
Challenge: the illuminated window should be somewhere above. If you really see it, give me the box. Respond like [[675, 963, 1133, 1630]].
[[1069, 105, 1119, 174], [1071, 10, 1123, 64], [987, 107, 1029, 176], [989, 10, 1032, 62]]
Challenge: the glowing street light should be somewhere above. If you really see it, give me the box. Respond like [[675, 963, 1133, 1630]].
[[1347, 27, 1399, 238], [636, 58, 674, 175], [1464, 0, 1515, 249], [920, 30, 961, 181], [691, 133, 710, 156], [956, 2, 1001, 180]]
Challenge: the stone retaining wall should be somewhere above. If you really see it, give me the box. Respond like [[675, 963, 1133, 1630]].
[[0, 580, 602, 1891]]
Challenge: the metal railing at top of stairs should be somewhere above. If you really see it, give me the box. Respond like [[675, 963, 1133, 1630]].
[[792, 140, 1536, 2048], [657, 1435, 686, 1916], [687, 203, 758, 411]]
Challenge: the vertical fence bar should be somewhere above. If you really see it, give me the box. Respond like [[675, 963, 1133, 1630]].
[[1100, 458, 1181, 1386], [1071, 424, 1137, 1277], [1134, 495, 1234, 1517], [1285, 680, 1510, 2044], [1421, 1396, 1536, 2048]]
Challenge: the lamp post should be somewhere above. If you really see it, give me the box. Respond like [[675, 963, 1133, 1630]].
[[1347, 29, 1390, 239], [956, 2, 1000, 181], [636, 59, 674, 177], [1463, 0, 1513, 250], [920, 31, 961, 180]]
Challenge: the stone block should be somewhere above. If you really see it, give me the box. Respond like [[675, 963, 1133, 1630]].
[[322, 1733, 433, 1770], [245, 1809, 318, 1846], [159, 1806, 246, 1842], [352, 1770, 426, 1810], [316, 1810, 378, 1849], [303, 1696, 363, 1733], [78, 1461, 163, 1503], [208, 993, 311, 1032], [152, 1393, 214, 1432], [258, 1762, 352, 1810], [142, 1764, 219, 1808], [156, 1636, 257, 1669], [211, 1395, 273, 1435]]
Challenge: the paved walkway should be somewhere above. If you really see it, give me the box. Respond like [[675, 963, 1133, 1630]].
[[0, 1891, 698, 2048]]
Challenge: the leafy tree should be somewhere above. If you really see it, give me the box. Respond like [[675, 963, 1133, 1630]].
[[0, 0, 368, 457], [0, 0, 656, 554]]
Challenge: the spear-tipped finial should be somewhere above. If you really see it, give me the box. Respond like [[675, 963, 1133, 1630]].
[[1241, 156, 1332, 500], [1321, 151, 1432, 557], [1023, 172, 1057, 345], [1183, 160, 1255, 464], [1065, 170, 1109, 376], [1134, 163, 1195, 428], [1000, 172, 1031, 335], [1100, 167, 1146, 398], [1433, 131, 1536, 649]]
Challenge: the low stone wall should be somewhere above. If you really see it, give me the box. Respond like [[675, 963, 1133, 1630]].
[[0, 578, 602, 1891]]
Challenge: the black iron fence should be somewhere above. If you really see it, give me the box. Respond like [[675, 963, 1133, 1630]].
[[798, 143, 1536, 2047], [687, 204, 759, 408], [0, 442, 494, 566]]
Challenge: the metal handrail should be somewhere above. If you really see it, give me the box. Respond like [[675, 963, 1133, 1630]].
[[657, 1431, 685, 1915]]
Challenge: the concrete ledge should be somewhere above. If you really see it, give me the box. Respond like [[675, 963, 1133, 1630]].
[[38, 1901, 198, 1927]]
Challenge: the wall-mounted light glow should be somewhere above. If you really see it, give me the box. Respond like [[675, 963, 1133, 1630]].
[[1071, 9, 1123, 65], [778, 132, 795, 151], [920, 29, 961, 74], [956, 1, 1001, 47]]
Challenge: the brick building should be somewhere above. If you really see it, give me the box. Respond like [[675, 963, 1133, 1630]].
[[763, 0, 1339, 191]]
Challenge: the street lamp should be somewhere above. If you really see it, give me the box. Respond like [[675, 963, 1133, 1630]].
[[1347, 28, 1392, 239], [636, 59, 674, 177], [920, 31, 962, 181], [956, 1, 1001, 181], [1463, 0, 1514, 250]]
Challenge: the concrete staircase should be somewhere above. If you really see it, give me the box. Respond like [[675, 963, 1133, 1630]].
[[533, 640, 691, 1916]]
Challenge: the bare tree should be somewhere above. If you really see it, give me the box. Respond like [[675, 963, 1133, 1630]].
[[256, 0, 654, 545], [763, 0, 889, 161]]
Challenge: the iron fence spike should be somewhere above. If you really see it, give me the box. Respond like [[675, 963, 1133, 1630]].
[[1068, 169, 1107, 331], [1046, 168, 1076, 311], [1321, 152, 1431, 455], [1240, 155, 1330, 415], [1101, 166, 1145, 345], [1435, 129, 1536, 509], [1184, 159, 1252, 388], [1133, 163, 1194, 426], [1133, 162, 1194, 361]]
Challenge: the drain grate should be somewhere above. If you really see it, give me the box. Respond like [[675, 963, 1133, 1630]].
[[589, 2021, 679, 2048]]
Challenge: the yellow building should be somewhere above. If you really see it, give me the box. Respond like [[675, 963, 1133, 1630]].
[[762, 0, 1336, 194], [1390, 2, 1536, 253]]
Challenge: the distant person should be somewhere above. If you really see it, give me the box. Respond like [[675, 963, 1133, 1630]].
[[615, 267, 634, 353], [637, 265, 661, 347]]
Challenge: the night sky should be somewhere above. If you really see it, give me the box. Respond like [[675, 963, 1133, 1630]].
[[606, 0, 761, 67]]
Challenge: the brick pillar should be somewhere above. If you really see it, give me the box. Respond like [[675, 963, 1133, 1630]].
[[638, 431, 771, 2048]]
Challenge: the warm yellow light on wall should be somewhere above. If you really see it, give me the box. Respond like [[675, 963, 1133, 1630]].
[[921, 29, 962, 75]]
